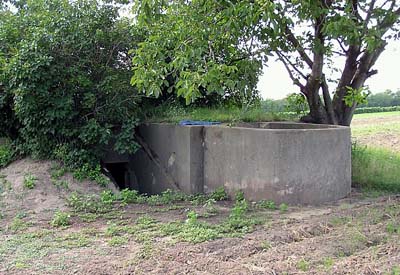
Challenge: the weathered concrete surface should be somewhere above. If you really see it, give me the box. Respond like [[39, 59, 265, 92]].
[[130, 123, 204, 195], [125, 122, 351, 205], [204, 122, 351, 204]]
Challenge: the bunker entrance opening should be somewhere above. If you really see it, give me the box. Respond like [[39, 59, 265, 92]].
[[103, 162, 136, 191]]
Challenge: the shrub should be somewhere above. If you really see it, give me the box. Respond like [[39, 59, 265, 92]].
[[0, 0, 141, 171]]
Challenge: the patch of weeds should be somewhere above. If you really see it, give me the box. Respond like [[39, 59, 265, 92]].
[[146, 189, 186, 206], [73, 164, 109, 187], [105, 222, 123, 237], [135, 215, 158, 230], [330, 216, 352, 227], [108, 236, 128, 246], [352, 144, 400, 192], [257, 200, 277, 210], [57, 232, 92, 248], [387, 266, 400, 275], [210, 187, 228, 201], [50, 164, 67, 180], [149, 204, 185, 213], [0, 230, 55, 270], [279, 203, 288, 212], [189, 194, 208, 206], [386, 222, 400, 234], [119, 189, 140, 204], [50, 211, 71, 227], [221, 194, 261, 233], [8, 216, 29, 233], [67, 192, 111, 213], [297, 259, 310, 272], [52, 179, 69, 190], [321, 257, 334, 271], [78, 213, 100, 222], [100, 190, 117, 206], [23, 174, 37, 189], [203, 198, 218, 216]]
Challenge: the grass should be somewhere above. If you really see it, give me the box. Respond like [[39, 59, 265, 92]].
[[143, 105, 295, 123], [352, 120, 400, 137], [352, 144, 400, 192], [353, 111, 400, 119]]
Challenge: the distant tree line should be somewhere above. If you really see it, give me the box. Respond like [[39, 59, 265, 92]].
[[359, 90, 400, 107]]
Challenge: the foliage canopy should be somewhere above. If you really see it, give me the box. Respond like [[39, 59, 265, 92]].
[[131, 0, 400, 125], [0, 0, 140, 167]]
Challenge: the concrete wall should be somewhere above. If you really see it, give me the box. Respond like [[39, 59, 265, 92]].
[[122, 122, 351, 205], [130, 124, 204, 195], [204, 122, 351, 204]]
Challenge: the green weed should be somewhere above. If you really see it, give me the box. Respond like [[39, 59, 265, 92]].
[[119, 189, 140, 204], [50, 211, 71, 227], [108, 236, 128, 246], [279, 203, 289, 212], [257, 200, 277, 210], [297, 259, 310, 272], [67, 192, 111, 213], [386, 222, 400, 234], [100, 190, 117, 206], [23, 174, 37, 189], [210, 187, 228, 201]]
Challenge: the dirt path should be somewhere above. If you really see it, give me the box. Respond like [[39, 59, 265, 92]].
[[1, 159, 400, 275]]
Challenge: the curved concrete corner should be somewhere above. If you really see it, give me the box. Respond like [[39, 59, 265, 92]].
[[204, 122, 351, 205], [128, 122, 351, 205]]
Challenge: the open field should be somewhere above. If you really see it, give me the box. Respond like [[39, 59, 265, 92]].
[[352, 111, 400, 152], [1, 158, 400, 275]]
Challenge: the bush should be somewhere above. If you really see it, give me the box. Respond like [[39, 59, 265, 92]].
[[0, 0, 141, 170]]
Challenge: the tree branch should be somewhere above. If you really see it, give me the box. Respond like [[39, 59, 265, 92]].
[[276, 51, 305, 92]]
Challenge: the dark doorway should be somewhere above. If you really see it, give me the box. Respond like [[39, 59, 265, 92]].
[[103, 162, 132, 190]]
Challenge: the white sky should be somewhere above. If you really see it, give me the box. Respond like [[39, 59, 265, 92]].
[[258, 41, 400, 99]]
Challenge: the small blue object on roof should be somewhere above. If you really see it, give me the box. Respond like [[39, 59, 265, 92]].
[[179, 120, 221, 126]]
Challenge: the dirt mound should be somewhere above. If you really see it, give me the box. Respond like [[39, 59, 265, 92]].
[[0, 158, 107, 220]]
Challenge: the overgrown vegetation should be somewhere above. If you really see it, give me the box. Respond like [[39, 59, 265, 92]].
[[0, 0, 140, 172], [352, 143, 400, 192], [0, 139, 15, 168]]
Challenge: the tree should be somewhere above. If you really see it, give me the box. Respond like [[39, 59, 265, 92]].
[[0, 0, 141, 167], [131, 0, 263, 107], [132, 0, 400, 125]]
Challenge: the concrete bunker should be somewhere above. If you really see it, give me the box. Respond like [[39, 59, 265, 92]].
[[105, 122, 351, 205]]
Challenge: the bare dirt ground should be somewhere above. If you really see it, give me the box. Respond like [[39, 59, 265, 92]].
[[1, 159, 400, 274], [352, 113, 400, 152]]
